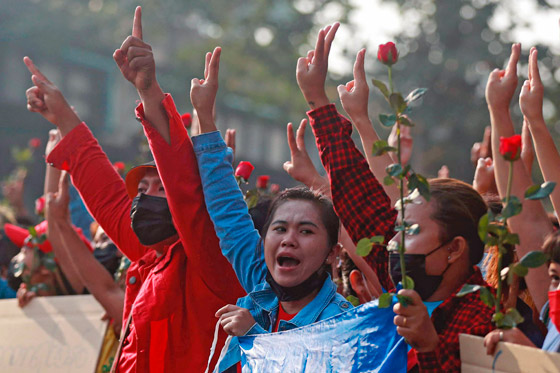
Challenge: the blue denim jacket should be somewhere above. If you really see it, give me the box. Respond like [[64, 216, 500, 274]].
[[193, 131, 352, 372]]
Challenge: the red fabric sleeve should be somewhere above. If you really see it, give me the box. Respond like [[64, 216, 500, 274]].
[[307, 104, 397, 292], [136, 95, 244, 299], [46, 123, 147, 262]]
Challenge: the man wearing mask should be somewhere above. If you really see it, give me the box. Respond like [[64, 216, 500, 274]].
[[23, 7, 244, 372]]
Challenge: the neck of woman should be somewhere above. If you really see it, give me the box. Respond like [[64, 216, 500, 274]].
[[280, 287, 321, 314]]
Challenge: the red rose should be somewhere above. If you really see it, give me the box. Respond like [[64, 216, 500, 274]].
[[377, 42, 398, 66], [35, 196, 46, 216], [29, 138, 41, 149], [235, 161, 254, 181], [499, 135, 522, 161], [181, 113, 192, 128], [113, 161, 125, 173], [270, 183, 280, 194], [256, 175, 270, 189]]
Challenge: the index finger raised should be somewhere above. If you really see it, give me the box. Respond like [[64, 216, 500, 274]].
[[23, 57, 50, 83], [132, 6, 143, 40], [505, 43, 520, 76]]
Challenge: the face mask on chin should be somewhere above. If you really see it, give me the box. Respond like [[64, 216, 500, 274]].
[[130, 193, 177, 246], [389, 240, 451, 301]]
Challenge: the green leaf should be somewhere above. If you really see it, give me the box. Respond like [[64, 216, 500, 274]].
[[479, 287, 495, 308], [492, 311, 505, 327], [396, 294, 412, 307], [405, 88, 428, 103], [378, 292, 393, 308], [397, 115, 414, 127], [525, 182, 556, 200], [456, 284, 481, 297], [346, 295, 360, 307], [383, 175, 395, 186], [371, 235, 385, 244], [478, 213, 490, 242], [512, 263, 529, 277], [505, 307, 525, 326], [372, 140, 397, 156], [407, 173, 430, 201], [371, 79, 390, 99], [403, 275, 415, 289], [356, 238, 374, 257], [519, 251, 548, 268], [406, 224, 420, 236], [389, 93, 407, 113], [28, 226, 37, 238], [503, 233, 520, 246], [502, 196, 522, 219], [379, 114, 397, 127], [245, 189, 259, 209], [386, 163, 404, 177]]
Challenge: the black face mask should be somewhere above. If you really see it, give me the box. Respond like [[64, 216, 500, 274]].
[[93, 243, 120, 276], [389, 241, 451, 301], [130, 194, 177, 246], [266, 269, 328, 302]]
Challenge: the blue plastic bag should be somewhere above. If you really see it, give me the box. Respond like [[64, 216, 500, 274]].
[[238, 300, 407, 372]]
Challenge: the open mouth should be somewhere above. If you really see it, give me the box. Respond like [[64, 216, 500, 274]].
[[277, 256, 301, 268]]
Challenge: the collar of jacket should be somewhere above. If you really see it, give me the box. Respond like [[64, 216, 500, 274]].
[[249, 274, 337, 328]]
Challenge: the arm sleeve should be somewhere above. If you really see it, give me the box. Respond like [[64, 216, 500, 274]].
[[307, 104, 397, 292], [46, 123, 147, 262], [136, 94, 244, 298], [192, 131, 266, 293]]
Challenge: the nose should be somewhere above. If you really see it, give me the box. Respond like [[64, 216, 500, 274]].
[[280, 229, 297, 248], [145, 182, 160, 197]]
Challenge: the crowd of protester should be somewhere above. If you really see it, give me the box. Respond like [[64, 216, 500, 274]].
[[1, 6, 560, 372]]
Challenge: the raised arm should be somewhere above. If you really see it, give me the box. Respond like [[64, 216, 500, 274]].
[[114, 9, 243, 298], [46, 173, 124, 330], [487, 44, 552, 311], [296, 25, 396, 292], [24, 57, 147, 262], [337, 48, 399, 204], [189, 47, 265, 292], [283, 117, 383, 296], [520, 47, 560, 217]]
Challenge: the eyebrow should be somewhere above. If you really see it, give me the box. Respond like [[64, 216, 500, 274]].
[[271, 220, 319, 228]]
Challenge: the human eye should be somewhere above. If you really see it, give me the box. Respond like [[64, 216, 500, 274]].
[[272, 225, 286, 233], [137, 186, 147, 194], [301, 229, 314, 235]]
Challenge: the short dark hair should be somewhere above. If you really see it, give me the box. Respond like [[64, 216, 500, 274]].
[[543, 230, 560, 265], [429, 178, 487, 267], [261, 186, 339, 248]]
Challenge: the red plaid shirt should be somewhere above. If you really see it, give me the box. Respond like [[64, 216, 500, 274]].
[[308, 104, 494, 372]]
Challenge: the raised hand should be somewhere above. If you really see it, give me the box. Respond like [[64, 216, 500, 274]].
[[45, 171, 71, 223], [224, 128, 236, 162], [437, 165, 450, 179], [113, 6, 157, 93], [190, 47, 221, 133], [486, 43, 521, 110], [338, 49, 369, 120], [387, 122, 413, 165], [472, 157, 496, 195], [215, 304, 256, 336], [519, 48, 544, 122], [283, 119, 328, 190], [470, 126, 492, 165], [520, 119, 534, 175], [24, 57, 80, 135], [296, 23, 339, 109]]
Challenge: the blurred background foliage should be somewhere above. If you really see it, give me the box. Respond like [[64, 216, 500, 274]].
[[2, 0, 560, 214]]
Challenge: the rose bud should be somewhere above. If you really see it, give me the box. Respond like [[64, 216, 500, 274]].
[[270, 183, 280, 194], [499, 135, 522, 161], [235, 161, 255, 182], [181, 113, 192, 128], [29, 138, 41, 149], [377, 42, 398, 66], [35, 196, 46, 216], [256, 175, 270, 189], [113, 161, 126, 174]]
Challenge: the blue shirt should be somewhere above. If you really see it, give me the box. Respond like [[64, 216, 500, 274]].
[[0, 278, 16, 299], [193, 131, 352, 372], [541, 301, 560, 352]]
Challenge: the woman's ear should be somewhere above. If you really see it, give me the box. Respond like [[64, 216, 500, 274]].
[[448, 236, 468, 264], [325, 242, 342, 265], [349, 269, 373, 304]]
